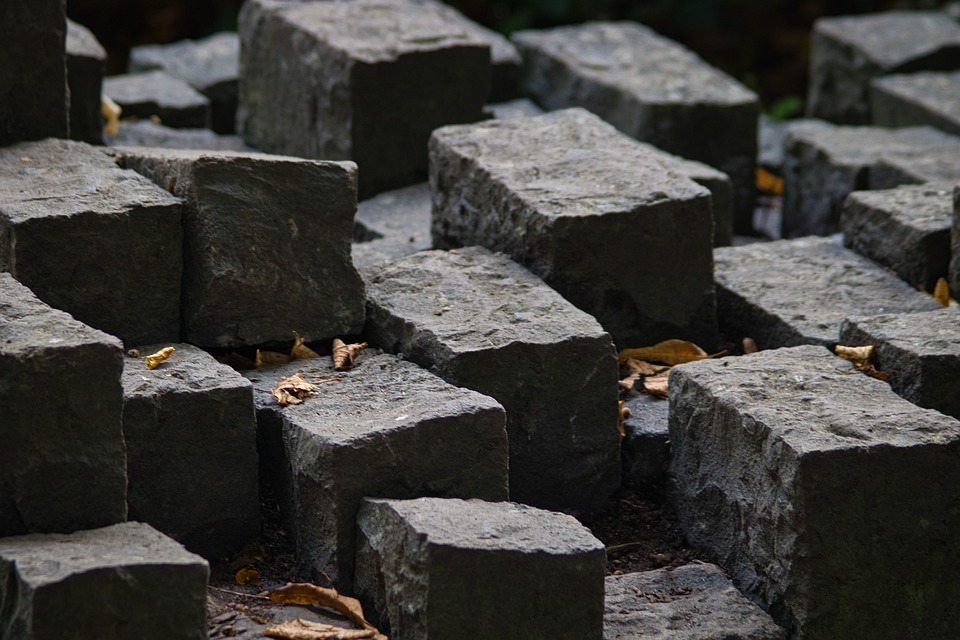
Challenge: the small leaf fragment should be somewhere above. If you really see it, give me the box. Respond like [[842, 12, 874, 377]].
[[257, 349, 294, 368], [292, 333, 321, 360], [618, 358, 664, 392], [742, 337, 758, 354], [145, 346, 175, 370], [756, 167, 784, 196], [235, 568, 260, 586], [642, 369, 670, 398], [934, 277, 951, 307], [835, 344, 888, 382], [101, 95, 121, 136], [265, 618, 376, 640], [618, 339, 723, 366], [271, 373, 339, 407], [332, 339, 368, 371], [617, 399, 630, 439]]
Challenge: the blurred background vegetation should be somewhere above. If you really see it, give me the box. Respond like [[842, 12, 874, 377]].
[[67, 0, 958, 114]]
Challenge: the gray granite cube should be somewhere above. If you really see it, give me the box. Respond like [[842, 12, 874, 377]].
[[621, 394, 670, 494], [113, 146, 363, 347], [66, 19, 106, 144], [121, 343, 259, 558], [103, 70, 211, 129], [355, 497, 606, 639], [0, 522, 208, 640], [238, 0, 491, 198], [0, 274, 127, 537], [486, 97, 544, 120], [953, 185, 960, 296], [430, 108, 718, 348], [807, 11, 960, 124], [669, 345, 960, 639], [869, 139, 960, 190], [513, 21, 758, 233], [104, 119, 250, 151], [352, 182, 433, 271], [0, 139, 182, 346], [714, 236, 942, 349], [871, 71, 960, 136], [244, 353, 508, 591]]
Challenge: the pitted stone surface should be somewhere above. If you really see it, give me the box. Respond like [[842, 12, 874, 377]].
[[66, 19, 106, 144], [669, 345, 960, 639], [355, 497, 605, 639], [871, 71, 960, 135], [621, 394, 670, 493], [714, 236, 942, 349], [430, 108, 718, 347], [352, 182, 432, 271], [103, 70, 211, 129], [0, 522, 208, 640]]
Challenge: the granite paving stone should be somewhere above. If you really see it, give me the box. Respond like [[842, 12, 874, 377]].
[[352, 182, 433, 271], [104, 119, 251, 151], [621, 394, 670, 494], [871, 71, 960, 136], [66, 19, 106, 144], [103, 70, 211, 129]]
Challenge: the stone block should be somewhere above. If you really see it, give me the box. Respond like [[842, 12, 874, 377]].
[[840, 307, 960, 420], [0, 138, 182, 346], [486, 97, 544, 120], [103, 70, 211, 129], [364, 247, 620, 514], [121, 343, 259, 558], [244, 353, 508, 591], [129, 32, 239, 134], [112, 146, 363, 347], [66, 19, 106, 144], [871, 71, 960, 136], [0, 274, 127, 537], [621, 394, 670, 495], [669, 344, 960, 638], [355, 497, 606, 639], [869, 139, 960, 189], [513, 21, 758, 233], [429, 108, 718, 347], [841, 183, 953, 291], [105, 119, 250, 151], [238, 0, 491, 198], [714, 236, 942, 349], [953, 184, 960, 296], [352, 182, 432, 271], [0, 522, 208, 640], [807, 11, 960, 124], [0, 0, 68, 144], [604, 564, 786, 640]]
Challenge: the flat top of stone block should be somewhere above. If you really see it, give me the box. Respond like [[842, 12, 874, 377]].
[[103, 70, 210, 108], [365, 247, 610, 350], [875, 143, 960, 183], [785, 119, 957, 166], [110, 144, 357, 173], [872, 70, 960, 107], [421, 0, 519, 66], [363, 497, 604, 554], [0, 522, 206, 587], [635, 140, 729, 183], [844, 307, 960, 358], [486, 98, 545, 120], [432, 108, 709, 217], [66, 18, 106, 60], [105, 120, 251, 151], [129, 31, 238, 88], [845, 182, 954, 233], [512, 21, 757, 106], [122, 343, 251, 397], [674, 345, 960, 455]]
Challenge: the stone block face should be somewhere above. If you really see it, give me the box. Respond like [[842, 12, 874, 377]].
[[669, 345, 960, 638], [604, 564, 786, 640], [364, 247, 620, 514], [0, 139, 182, 346], [244, 353, 508, 591], [66, 19, 106, 144], [952, 185, 960, 296], [352, 182, 432, 271], [871, 71, 960, 136], [621, 394, 670, 494], [355, 497, 606, 639], [105, 119, 250, 151], [486, 97, 544, 120], [868, 140, 960, 190], [714, 236, 942, 349], [0, 274, 127, 537], [0, 522, 208, 640], [238, 0, 491, 198], [430, 108, 718, 348], [113, 146, 364, 347], [103, 70, 211, 129], [840, 308, 960, 420], [807, 11, 960, 124], [513, 22, 758, 233], [121, 344, 259, 558], [0, 0, 68, 144], [841, 183, 953, 291]]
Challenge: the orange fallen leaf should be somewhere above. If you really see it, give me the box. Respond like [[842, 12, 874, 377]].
[[835, 344, 888, 382], [617, 399, 630, 439], [933, 277, 950, 307], [145, 346, 175, 370], [642, 369, 670, 398], [618, 339, 724, 366], [268, 583, 385, 640], [619, 358, 666, 392], [257, 349, 294, 368], [271, 374, 340, 407], [756, 167, 784, 195], [292, 333, 321, 360], [332, 339, 368, 371], [265, 618, 376, 640], [235, 568, 260, 586]]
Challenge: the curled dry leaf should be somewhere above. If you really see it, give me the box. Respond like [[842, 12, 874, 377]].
[[272, 373, 340, 407], [258, 349, 294, 369], [642, 369, 671, 398], [265, 618, 376, 640], [617, 399, 630, 439], [835, 344, 888, 382], [145, 346, 175, 370], [332, 339, 368, 371], [292, 333, 321, 360], [101, 95, 121, 136], [619, 358, 665, 393], [933, 277, 951, 307], [618, 339, 724, 366], [268, 583, 386, 640], [235, 568, 260, 586]]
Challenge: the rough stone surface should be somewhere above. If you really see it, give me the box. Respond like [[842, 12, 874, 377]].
[[0, 522, 208, 640], [104, 119, 250, 150], [352, 182, 433, 271], [869, 140, 960, 189], [355, 497, 606, 639], [239, 0, 491, 197], [486, 97, 544, 120], [513, 21, 758, 233], [103, 70, 211, 129], [0, 138, 183, 345], [121, 344, 259, 558], [714, 236, 942, 349], [871, 71, 960, 136], [112, 146, 364, 347], [841, 183, 953, 291], [669, 345, 960, 639], [621, 394, 670, 494], [430, 108, 718, 348], [603, 564, 786, 640], [0, 274, 126, 537], [840, 308, 960, 420], [66, 19, 106, 144], [953, 185, 960, 296], [364, 247, 620, 515], [244, 352, 508, 591], [807, 11, 960, 124]]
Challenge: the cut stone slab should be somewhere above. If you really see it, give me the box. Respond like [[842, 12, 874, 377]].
[[364, 247, 621, 515], [869, 140, 960, 190], [0, 273, 126, 537], [430, 108, 718, 348], [129, 32, 239, 134], [486, 97, 544, 120], [121, 343, 259, 559], [104, 119, 250, 151], [871, 71, 960, 136], [807, 11, 960, 124], [0, 522, 208, 640], [621, 394, 670, 494], [112, 146, 363, 347], [244, 352, 508, 591], [355, 497, 606, 639], [513, 21, 759, 233], [238, 0, 491, 198], [103, 70, 211, 129], [604, 564, 786, 640], [352, 182, 432, 271], [66, 19, 106, 144], [840, 307, 960, 420], [714, 236, 943, 349], [841, 183, 954, 291], [953, 184, 960, 296], [0, 138, 182, 346], [669, 344, 960, 639]]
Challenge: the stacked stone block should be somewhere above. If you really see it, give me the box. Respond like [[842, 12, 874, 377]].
[[871, 71, 960, 136], [103, 71, 211, 129], [66, 19, 106, 144]]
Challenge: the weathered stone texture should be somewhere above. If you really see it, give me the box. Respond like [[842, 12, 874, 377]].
[[352, 182, 432, 271], [869, 141, 960, 190], [66, 19, 106, 144], [621, 394, 670, 494], [103, 70, 211, 129], [871, 71, 960, 136], [105, 119, 250, 150], [486, 97, 544, 120]]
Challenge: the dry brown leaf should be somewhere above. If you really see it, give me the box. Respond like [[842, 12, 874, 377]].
[[835, 344, 888, 382], [271, 374, 339, 407], [235, 568, 260, 586], [642, 369, 670, 398], [618, 358, 665, 392], [258, 349, 294, 368], [145, 346, 175, 370], [101, 95, 121, 136], [618, 339, 724, 366], [268, 583, 385, 640], [934, 277, 950, 307], [742, 337, 758, 354], [265, 619, 376, 640], [756, 167, 784, 196], [292, 333, 321, 360], [617, 400, 630, 439], [332, 339, 368, 371]]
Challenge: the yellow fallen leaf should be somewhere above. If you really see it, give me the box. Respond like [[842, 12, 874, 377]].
[[271, 373, 339, 407], [934, 277, 950, 307], [268, 583, 386, 640], [257, 349, 294, 368], [332, 339, 368, 371], [292, 333, 321, 360], [618, 339, 724, 366], [835, 344, 888, 382], [617, 399, 630, 439], [235, 568, 260, 586], [101, 95, 121, 136], [145, 346, 175, 370], [265, 618, 376, 640]]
